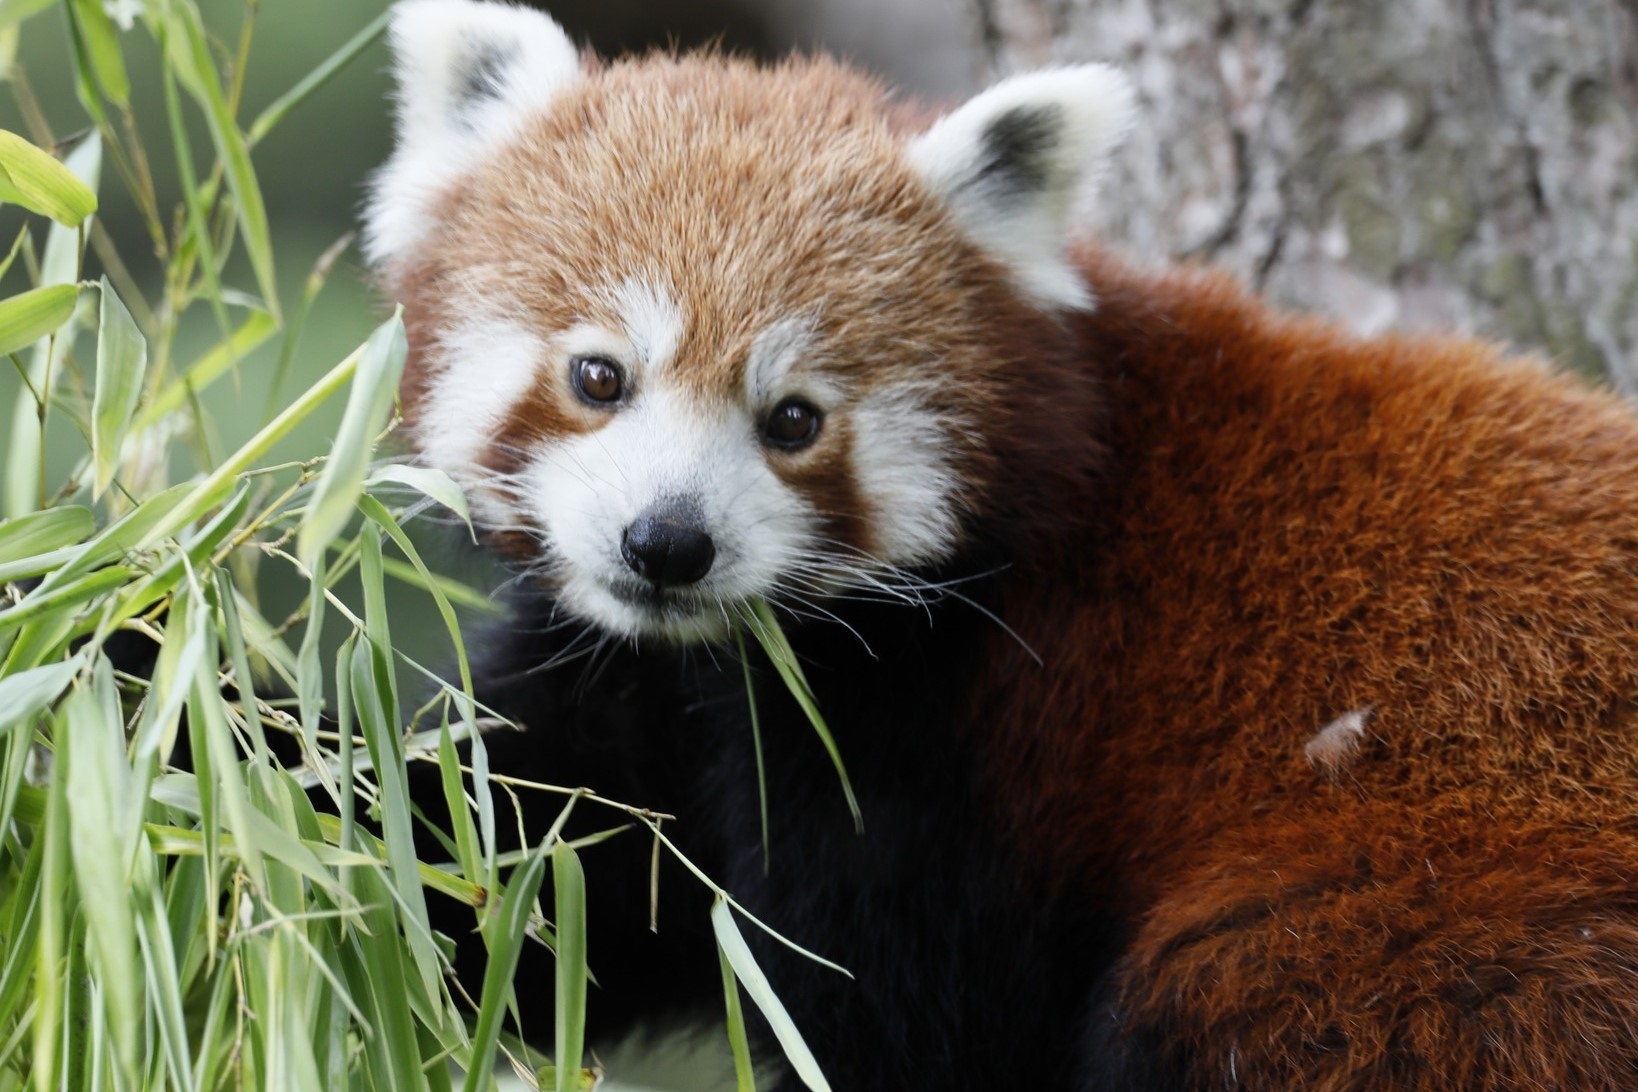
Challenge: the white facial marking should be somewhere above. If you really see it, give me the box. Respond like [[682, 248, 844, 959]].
[[745, 317, 817, 406], [851, 385, 962, 565], [599, 279, 685, 378], [418, 310, 546, 525], [526, 384, 814, 641]]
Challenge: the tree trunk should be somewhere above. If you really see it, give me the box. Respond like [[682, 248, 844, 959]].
[[951, 0, 1638, 387]]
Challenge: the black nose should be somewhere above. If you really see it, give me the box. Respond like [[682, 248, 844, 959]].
[[621, 511, 716, 588]]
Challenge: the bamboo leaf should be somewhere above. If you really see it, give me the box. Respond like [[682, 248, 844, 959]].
[[349, 594, 442, 1006], [30, 714, 71, 1090], [298, 310, 407, 568], [719, 936, 758, 1092], [68, 0, 130, 106], [436, 716, 483, 895], [132, 334, 367, 551], [133, 849, 197, 1092], [0, 507, 93, 565], [0, 651, 84, 737], [735, 628, 772, 874], [63, 653, 142, 1084], [161, 0, 280, 319], [712, 897, 831, 1092], [0, 818, 45, 1029], [0, 564, 131, 636], [349, 863, 437, 1092], [742, 599, 862, 832], [461, 840, 549, 1092], [553, 841, 589, 1092], [0, 283, 77, 359], [91, 277, 148, 498], [0, 130, 97, 226], [366, 464, 474, 539]]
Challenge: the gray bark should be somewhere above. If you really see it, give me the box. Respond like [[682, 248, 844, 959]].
[[999, 0, 1638, 384], [779, 0, 1638, 387]]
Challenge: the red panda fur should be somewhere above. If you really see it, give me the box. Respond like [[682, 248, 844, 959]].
[[975, 246, 1638, 1088], [368, 17, 1638, 1088]]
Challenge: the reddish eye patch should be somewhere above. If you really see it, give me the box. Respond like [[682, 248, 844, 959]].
[[763, 398, 823, 450], [572, 355, 624, 404]]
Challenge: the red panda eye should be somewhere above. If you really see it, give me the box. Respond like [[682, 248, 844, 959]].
[[763, 399, 822, 450], [571, 356, 624, 404]]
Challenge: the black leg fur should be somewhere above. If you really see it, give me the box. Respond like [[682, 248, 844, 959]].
[[450, 581, 1136, 1089]]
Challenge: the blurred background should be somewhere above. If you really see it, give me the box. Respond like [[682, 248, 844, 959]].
[[1, 0, 1634, 1087]]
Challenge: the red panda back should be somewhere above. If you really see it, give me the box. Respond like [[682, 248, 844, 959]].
[[969, 250, 1638, 1088]]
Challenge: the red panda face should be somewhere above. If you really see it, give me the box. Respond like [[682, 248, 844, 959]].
[[368, 0, 1132, 642]]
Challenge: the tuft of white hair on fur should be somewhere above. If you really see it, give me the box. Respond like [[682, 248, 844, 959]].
[[365, 0, 582, 266], [906, 65, 1136, 311], [1304, 707, 1374, 777]]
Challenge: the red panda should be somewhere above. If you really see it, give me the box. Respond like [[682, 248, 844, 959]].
[[369, 2, 1638, 1089]]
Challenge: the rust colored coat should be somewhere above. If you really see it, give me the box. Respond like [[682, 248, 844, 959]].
[[981, 247, 1638, 1089]]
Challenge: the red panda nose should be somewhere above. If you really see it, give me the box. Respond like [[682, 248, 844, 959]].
[[621, 511, 716, 588]]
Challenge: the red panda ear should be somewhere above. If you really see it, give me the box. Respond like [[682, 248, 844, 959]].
[[907, 66, 1135, 311], [365, 0, 582, 267]]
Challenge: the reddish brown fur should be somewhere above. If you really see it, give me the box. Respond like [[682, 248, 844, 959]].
[[382, 45, 1638, 1085], [970, 247, 1638, 1088]]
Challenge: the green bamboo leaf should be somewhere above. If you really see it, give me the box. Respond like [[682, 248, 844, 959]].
[[266, 231, 352, 422], [133, 849, 197, 1092], [0, 651, 84, 737], [30, 714, 71, 1090], [99, 482, 252, 640], [742, 599, 862, 832], [161, 0, 279, 319], [735, 628, 772, 874], [366, 463, 474, 539], [0, 564, 131, 636], [131, 563, 208, 766], [0, 819, 45, 1029], [30, 482, 190, 595], [132, 334, 366, 552], [296, 551, 327, 759], [461, 840, 549, 1092], [719, 935, 758, 1092], [0, 130, 97, 226], [0, 506, 93, 565], [349, 592, 442, 1005], [187, 582, 265, 893], [63, 653, 142, 1084], [344, 867, 426, 1092], [359, 494, 475, 703], [0, 283, 77, 358], [298, 310, 407, 568], [5, 132, 97, 519], [437, 716, 483, 892], [711, 897, 832, 1092], [68, 0, 130, 105], [91, 277, 148, 498], [553, 841, 589, 1092]]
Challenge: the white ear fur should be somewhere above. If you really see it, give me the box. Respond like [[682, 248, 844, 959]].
[[907, 66, 1135, 310], [365, 0, 582, 266]]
